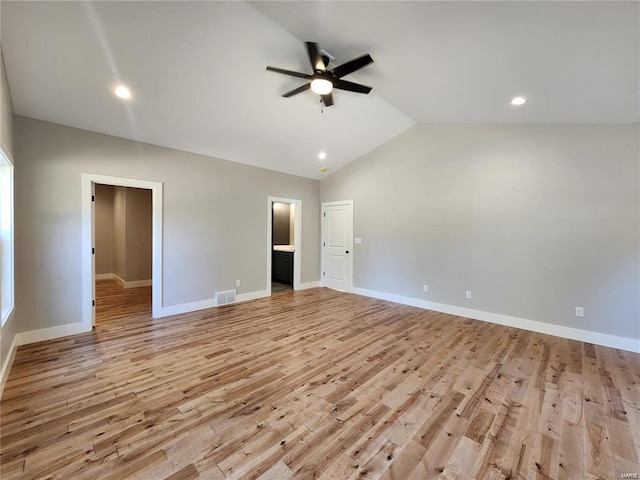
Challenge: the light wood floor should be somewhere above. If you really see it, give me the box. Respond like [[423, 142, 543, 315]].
[[1, 281, 639, 479]]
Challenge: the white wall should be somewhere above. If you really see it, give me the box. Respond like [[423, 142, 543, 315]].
[[14, 116, 321, 333], [322, 124, 640, 342]]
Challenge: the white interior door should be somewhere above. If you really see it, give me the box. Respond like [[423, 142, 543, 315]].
[[322, 201, 353, 292]]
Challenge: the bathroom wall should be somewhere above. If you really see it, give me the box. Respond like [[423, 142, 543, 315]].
[[272, 202, 290, 245]]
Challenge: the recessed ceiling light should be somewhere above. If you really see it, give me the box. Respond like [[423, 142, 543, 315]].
[[114, 85, 132, 99], [510, 96, 526, 106], [318, 151, 327, 160]]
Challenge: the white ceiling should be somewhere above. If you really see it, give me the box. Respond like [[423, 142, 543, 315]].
[[253, 1, 640, 126], [1, 1, 638, 180]]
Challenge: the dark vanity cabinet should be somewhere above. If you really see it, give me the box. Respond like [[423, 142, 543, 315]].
[[272, 251, 293, 285]]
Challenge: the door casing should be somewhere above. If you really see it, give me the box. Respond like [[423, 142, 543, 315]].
[[266, 196, 302, 295], [82, 173, 163, 327]]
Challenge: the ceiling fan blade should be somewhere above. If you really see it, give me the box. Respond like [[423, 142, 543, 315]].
[[333, 79, 372, 94], [266, 66, 312, 80], [331, 54, 373, 78], [321, 93, 334, 107], [282, 83, 311, 98], [305, 42, 326, 72]]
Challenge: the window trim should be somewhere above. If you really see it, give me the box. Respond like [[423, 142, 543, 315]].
[[0, 147, 14, 327]]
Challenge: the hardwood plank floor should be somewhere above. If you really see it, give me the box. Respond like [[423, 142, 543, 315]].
[[1, 281, 639, 479]]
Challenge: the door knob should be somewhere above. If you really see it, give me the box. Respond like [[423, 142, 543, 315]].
[[345, 250, 349, 254]]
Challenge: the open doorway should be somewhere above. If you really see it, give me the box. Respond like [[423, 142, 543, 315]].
[[81, 173, 163, 329], [271, 201, 294, 293], [266, 196, 302, 295], [94, 184, 152, 325]]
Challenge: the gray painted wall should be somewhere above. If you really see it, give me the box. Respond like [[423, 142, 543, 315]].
[[321, 124, 640, 341], [95, 184, 114, 275], [0, 48, 12, 155], [14, 116, 321, 332], [96, 185, 152, 281], [124, 187, 152, 282], [112, 186, 126, 280], [0, 45, 15, 375]]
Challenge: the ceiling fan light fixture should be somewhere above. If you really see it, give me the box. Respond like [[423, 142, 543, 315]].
[[310, 78, 333, 95], [266, 41, 373, 107]]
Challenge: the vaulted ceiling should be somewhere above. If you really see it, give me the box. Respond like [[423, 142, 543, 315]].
[[1, 1, 638, 179]]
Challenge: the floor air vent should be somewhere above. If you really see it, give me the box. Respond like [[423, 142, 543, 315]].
[[216, 290, 236, 306]]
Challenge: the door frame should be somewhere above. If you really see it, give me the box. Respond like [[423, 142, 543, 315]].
[[266, 196, 302, 295], [321, 200, 354, 292], [81, 173, 163, 327]]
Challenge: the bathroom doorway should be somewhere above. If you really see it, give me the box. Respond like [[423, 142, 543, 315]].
[[266, 196, 302, 295]]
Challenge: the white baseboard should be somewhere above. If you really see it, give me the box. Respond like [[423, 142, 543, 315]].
[[160, 298, 218, 317], [15, 322, 93, 346], [95, 273, 114, 280], [0, 335, 18, 399], [298, 281, 320, 290], [124, 279, 152, 289], [351, 287, 640, 354], [109, 273, 151, 289], [237, 289, 269, 303], [160, 289, 270, 318]]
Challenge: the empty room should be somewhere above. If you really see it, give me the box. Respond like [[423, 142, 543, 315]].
[[0, 1, 638, 479]]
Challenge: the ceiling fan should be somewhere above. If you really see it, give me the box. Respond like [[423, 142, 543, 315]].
[[266, 41, 374, 107]]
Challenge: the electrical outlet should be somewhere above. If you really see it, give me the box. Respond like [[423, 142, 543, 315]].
[[236, 280, 241, 287], [465, 290, 472, 299], [423, 284, 429, 293], [575, 307, 584, 318]]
